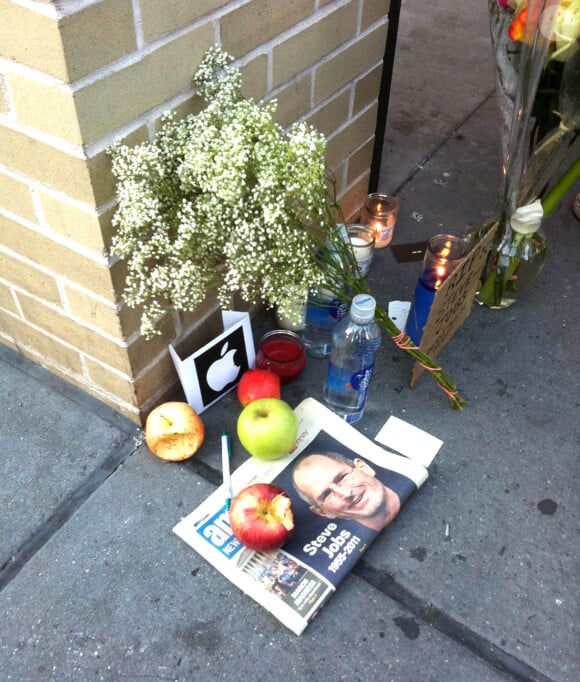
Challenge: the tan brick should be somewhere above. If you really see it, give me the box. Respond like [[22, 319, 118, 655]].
[[326, 104, 377, 171], [347, 137, 374, 186], [240, 54, 269, 102], [0, 281, 18, 315], [126, 313, 177, 375], [0, 170, 36, 222], [272, 73, 311, 129], [60, 0, 137, 82], [75, 24, 214, 144], [307, 90, 350, 138], [0, 335, 17, 354], [222, 0, 314, 59], [117, 402, 142, 424], [140, 0, 229, 42], [65, 286, 142, 341], [0, 309, 84, 374], [134, 351, 179, 406], [0, 73, 9, 114], [8, 72, 82, 144], [0, 0, 67, 80], [338, 173, 370, 222], [89, 126, 150, 208], [50, 364, 142, 423], [0, 251, 61, 305], [65, 286, 124, 340], [16, 291, 135, 374], [272, 2, 357, 87], [354, 63, 382, 114], [0, 213, 116, 300], [0, 124, 96, 204], [84, 357, 138, 406], [39, 191, 107, 254], [362, 0, 391, 30], [98, 205, 118, 254], [314, 23, 388, 103]]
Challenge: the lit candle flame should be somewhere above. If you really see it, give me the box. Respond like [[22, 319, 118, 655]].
[[439, 240, 452, 258]]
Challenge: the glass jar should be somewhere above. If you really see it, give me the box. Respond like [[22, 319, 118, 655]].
[[477, 227, 547, 309], [347, 224, 375, 276], [360, 193, 399, 249], [256, 330, 307, 382], [405, 234, 467, 345]]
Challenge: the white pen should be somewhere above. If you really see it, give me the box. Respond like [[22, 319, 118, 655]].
[[221, 428, 233, 510]]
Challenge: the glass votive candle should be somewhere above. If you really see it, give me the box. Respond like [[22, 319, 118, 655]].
[[256, 330, 307, 382], [348, 224, 375, 277], [360, 193, 399, 248], [405, 234, 467, 346]]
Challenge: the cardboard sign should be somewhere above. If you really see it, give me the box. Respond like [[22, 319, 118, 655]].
[[411, 222, 498, 386], [169, 311, 256, 413]]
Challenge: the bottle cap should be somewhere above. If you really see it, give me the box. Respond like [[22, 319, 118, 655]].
[[350, 294, 376, 324]]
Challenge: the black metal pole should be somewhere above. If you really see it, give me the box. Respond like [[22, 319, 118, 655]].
[[368, 0, 402, 193]]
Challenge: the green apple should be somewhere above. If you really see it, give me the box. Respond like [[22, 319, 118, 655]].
[[236, 398, 298, 460]]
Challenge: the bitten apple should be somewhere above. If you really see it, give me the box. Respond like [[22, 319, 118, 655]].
[[236, 398, 298, 460], [229, 483, 294, 551], [145, 401, 204, 461], [236, 368, 281, 407]]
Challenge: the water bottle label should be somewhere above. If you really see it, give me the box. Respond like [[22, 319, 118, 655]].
[[306, 297, 347, 325], [350, 366, 374, 392], [325, 362, 375, 398]]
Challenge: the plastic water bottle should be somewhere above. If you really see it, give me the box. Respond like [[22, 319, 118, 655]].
[[302, 225, 350, 358], [322, 294, 381, 423]]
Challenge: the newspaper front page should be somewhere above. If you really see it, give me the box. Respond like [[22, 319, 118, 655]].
[[173, 398, 430, 635]]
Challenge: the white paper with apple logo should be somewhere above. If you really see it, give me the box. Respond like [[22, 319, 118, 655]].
[[169, 310, 255, 414]]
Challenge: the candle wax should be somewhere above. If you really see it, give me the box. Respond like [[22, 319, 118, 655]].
[[405, 278, 436, 346], [350, 236, 373, 259], [257, 338, 306, 381]]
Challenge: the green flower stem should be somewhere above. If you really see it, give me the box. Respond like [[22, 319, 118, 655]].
[[541, 155, 580, 216]]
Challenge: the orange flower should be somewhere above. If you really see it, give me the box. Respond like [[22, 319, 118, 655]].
[[508, 6, 528, 40]]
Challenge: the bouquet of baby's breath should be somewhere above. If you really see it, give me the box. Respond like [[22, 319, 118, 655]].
[[110, 46, 331, 338], [110, 46, 466, 409]]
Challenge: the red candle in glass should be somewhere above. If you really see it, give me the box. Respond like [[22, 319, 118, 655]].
[[256, 330, 306, 382]]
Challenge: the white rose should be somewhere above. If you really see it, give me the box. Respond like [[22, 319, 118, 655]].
[[510, 200, 544, 236]]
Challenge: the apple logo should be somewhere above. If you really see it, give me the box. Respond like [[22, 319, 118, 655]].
[[206, 341, 241, 391]]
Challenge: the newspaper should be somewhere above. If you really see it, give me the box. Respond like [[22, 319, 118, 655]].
[[173, 398, 433, 635]]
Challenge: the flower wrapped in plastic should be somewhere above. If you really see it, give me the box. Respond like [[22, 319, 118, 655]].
[[477, 0, 580, 308]]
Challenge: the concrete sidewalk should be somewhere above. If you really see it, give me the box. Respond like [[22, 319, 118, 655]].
[[1, 1, 578, 680]]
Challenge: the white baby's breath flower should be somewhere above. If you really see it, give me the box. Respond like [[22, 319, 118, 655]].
[[108, 46, 334, 338]]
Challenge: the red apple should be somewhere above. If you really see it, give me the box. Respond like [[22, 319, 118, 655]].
[[229, 483, 294, 551], [145, 401, 204, 461], [236, 368, 281, 407]]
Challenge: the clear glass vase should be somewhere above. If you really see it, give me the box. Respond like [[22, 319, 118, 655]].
[[476, 222, 547, 309]]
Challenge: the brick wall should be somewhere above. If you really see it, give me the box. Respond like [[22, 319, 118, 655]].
[[0, 0, 390, 423]]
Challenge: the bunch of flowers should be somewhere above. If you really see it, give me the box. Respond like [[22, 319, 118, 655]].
[[477, 0, 580, 307], [110, 46, 332, 338], [110, 46, 466, 409]]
